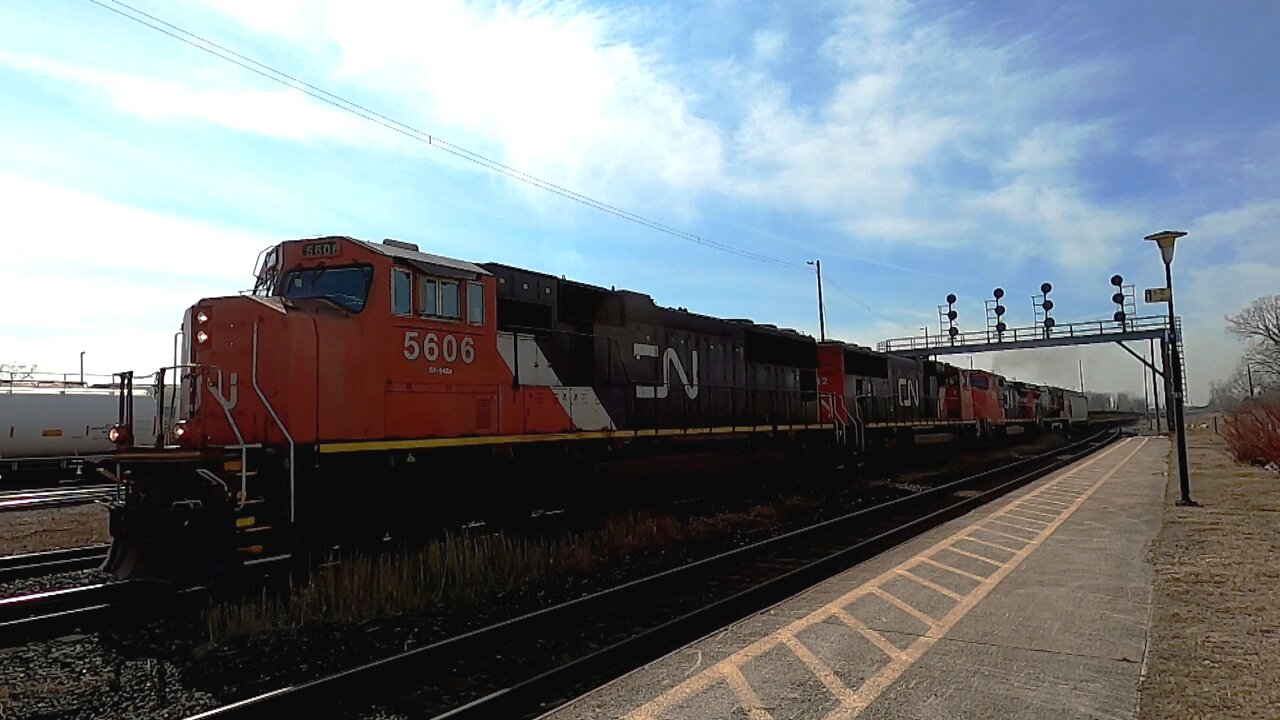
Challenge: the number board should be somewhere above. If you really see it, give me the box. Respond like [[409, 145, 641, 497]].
[[1144, 287, 1171, 303], [303, 241, 340, 258]]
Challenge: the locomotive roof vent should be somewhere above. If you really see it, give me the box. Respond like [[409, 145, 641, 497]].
[[382, 238, 420, 252]]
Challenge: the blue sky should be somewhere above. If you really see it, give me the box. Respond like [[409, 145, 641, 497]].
[[1, 0, 1277, 402]]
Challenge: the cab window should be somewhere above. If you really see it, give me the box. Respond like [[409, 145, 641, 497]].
[[439, 281, 460, 319], [415, 274, 462, 320], [282, 264, 373, 313], [467, 282, 484, 325], [418, 277, 438, 316], [391, 268, 412, 316]]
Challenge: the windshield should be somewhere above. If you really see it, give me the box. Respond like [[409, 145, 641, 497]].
[[281, 265, 373, 312]]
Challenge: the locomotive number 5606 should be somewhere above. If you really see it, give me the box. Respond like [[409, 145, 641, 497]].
[[402, 331, 476, 364]]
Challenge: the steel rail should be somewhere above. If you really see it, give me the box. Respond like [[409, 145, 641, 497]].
[[0, 484, 116, 512], [0, 544, 110, 583], [185, 428, 1121, 720], [0, 580, 209, 647]]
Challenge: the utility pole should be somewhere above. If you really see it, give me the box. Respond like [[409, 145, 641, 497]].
[[1247, 363, 1255, 398], [1079, 358, 1085, 392], [79, 351, 85, 386], [1150, 338, 1161, 433], [1146, 361, 1157, 427], [808, 260, 826, 341]]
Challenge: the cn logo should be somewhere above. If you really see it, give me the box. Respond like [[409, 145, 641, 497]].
[[634, 343, 698, 400], [897, 378, 919, 407]]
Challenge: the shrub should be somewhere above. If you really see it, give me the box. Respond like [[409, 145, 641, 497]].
[[1221, 394, 1280, 468]]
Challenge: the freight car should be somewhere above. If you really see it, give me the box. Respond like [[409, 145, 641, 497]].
[[101, 235, 1091, 578], [0, 382, 159, 485]]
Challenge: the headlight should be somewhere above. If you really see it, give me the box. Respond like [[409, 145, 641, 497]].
[[196, 330, 210, 344], [196, 310, 209, 324], [108, 425, 127, 444], [172, 421, 187, 440]]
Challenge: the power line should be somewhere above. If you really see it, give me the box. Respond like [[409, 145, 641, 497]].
[[85, 0, 807, 271], [823, 278, 899, 323]]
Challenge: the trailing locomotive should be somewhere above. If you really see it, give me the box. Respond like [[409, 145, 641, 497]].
[[102, 236, 1090, 578]]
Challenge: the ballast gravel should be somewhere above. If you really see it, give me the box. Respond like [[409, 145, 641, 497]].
[[0, 634, 218, 719], [0, 567, 115, 600]]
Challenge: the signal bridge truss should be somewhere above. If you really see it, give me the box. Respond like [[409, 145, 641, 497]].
[[876, 314, 1173, 358]]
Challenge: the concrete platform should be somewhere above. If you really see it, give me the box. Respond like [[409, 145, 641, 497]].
[[545, 435, 1167, 720]]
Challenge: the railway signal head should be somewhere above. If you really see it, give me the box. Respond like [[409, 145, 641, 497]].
[[948, 326, 959, 338], [996, 321, 1007, 333], [1042, 299, 1054, 311], [1114, 310, 1127, 323], [993, 288, 1004, 300], [995, 304, 1005, 316], [946, 293, 957, 305], [1112, 292, 1125, 305], [947, 309, 958, 321], [1044, 317, 1056, 329], [1041, 282, 1053, 295], [1111, 274, 1124, 287]]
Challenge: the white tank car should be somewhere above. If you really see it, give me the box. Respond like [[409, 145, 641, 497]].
[[1064, 391, 1090, 424], [0, 390, 159, 459]]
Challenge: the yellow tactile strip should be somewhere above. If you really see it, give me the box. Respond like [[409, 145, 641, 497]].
[[623, 436, 1150, 720]]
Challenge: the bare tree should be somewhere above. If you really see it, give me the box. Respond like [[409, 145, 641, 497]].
[[1227, 295, 1280, 387], [1209, 362, 1252, 411]]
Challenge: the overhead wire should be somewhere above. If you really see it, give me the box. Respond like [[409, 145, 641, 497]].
[[85, 0, 808, 271]]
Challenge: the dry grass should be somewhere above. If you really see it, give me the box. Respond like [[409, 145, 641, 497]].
[[1221, 396, 1280, 468], [1138, 426, 1280, 719], [0, 503, 110, 556], [208, 506, 779, 643]]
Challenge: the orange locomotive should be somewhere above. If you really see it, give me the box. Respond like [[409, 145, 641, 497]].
[[104, 236, 1091, 578], [105, 237, 843, 577]]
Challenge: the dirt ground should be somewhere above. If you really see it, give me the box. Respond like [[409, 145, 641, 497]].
[[0, 503, 110, 555], [1139, 422, 1280, 719]]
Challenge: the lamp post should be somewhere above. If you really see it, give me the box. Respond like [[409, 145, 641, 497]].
[[807, 260, 826, 342], [1145, 230, 1196, 507]]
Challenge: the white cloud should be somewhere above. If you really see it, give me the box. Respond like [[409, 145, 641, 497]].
[[0, 173, 274, 373], [752, 30, 787, 63], [0, 50, 373, 144], [21, 0, 1136, 270], [314, 0, 725, 201], [190, 0, 1127, 262]]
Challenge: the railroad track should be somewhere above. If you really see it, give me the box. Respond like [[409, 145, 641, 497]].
[[184, 428, 1122, 720], [0, 544, 110, 583], [0, 581, 162, 646], [0, 483, 116, 512]]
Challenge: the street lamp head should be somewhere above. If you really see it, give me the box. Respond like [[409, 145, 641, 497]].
[[1144, 230, 1186, 265]]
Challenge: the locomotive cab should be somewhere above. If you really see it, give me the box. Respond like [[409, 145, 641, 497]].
[[105, 236, 499, 577]]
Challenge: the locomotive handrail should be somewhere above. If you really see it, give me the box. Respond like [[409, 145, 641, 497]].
[[252, 323, 296, 523], [202, 365, 249, 505]]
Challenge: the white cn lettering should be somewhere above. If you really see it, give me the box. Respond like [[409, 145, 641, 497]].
[[634, 342, 699, 400], [897, 378, 918, 407], [209, 371, 239, 410]]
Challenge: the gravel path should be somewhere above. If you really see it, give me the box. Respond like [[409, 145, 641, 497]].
[[0, 503, 110, 555], [1139, 423, 1280, 719]]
